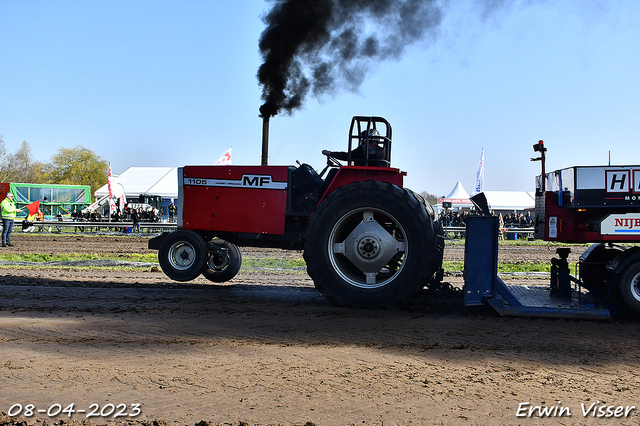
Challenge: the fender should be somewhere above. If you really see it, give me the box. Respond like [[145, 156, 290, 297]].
[[579, 243, 628, 262], [319, 166, 405, 203], [605, 246, 640, 275]]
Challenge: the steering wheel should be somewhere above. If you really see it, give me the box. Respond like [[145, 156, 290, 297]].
[[319, 152, 342, 177]]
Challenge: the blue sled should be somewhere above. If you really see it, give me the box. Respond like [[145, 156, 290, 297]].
[[463, 215, 610, 320]]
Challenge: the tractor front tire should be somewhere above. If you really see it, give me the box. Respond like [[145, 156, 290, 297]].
[[304, 180, 440, 308], [158, 230, 208, 282], [202, 239, 242, 283], [619, 261, 640, 313]]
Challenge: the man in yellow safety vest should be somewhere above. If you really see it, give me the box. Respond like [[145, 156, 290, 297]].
[[1, 192, 20, 247]]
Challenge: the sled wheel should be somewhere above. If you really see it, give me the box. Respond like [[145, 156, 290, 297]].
[[158, 230, 208, 281], [304, 180, 439, 308], [202, 239, 242, 283], [619, 261, 640, 313]]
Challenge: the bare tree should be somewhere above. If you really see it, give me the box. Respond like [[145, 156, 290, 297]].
[[3, 140, 44, 183], [419, 191, 438, 206], [0, 135, 8, 181]]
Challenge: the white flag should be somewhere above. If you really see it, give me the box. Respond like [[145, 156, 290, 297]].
[[473, 148, 484, 195], [214, 147, 232, 165]]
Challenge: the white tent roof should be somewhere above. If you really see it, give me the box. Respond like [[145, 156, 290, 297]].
[[146, 167, 179, 198], [95, 167, 178, 199], [445, 181, 470, 199], [482, 191, 535, 211], [436, 181, 535, 212], [438, 181, 472, 206]]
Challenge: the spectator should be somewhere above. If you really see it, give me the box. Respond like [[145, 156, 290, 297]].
[[169, 202, 175, 222], [36, 209, 44, 232], [132, 208, 141, 233], [1, 192, 21, 247], [525, 211, 533, 225]]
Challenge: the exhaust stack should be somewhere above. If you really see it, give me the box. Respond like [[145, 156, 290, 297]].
[[261, 115, 269, 166]]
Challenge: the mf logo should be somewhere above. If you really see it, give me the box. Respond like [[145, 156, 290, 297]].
[[183, 174, 287, 189], [242, 175, 273, 187], [606, 170, 630, 193], [241, 175, 287, 189]]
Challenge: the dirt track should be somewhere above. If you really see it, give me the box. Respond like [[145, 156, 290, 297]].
[[1, 234, 639, 425]]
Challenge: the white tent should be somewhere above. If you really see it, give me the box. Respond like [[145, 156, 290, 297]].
[[435, 181, 535, 213], [482, 191, 535, 211], [95, 167, 178, 200], [144, 168, 179, 198], [438, 181, 473, 208]]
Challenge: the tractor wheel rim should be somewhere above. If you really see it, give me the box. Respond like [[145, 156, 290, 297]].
[[208, 252, 230, 272], [168, 241, 197, 271], [328, 207, 407, 289], [631, 272, 640, 302]]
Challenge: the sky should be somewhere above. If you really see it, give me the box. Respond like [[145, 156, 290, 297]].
[[1, 0, 639, 198]]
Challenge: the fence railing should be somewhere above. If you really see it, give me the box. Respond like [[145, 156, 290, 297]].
[[16, 220, 177, 233], [443, 226, 535, 240], [13, 220, 534, 239]]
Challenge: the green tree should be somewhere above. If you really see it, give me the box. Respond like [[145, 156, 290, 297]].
[[45, 146, 108, 200]]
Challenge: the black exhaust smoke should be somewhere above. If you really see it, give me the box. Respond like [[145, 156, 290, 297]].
[[256, 0, 514, 164], [257, 0, 444, 118]]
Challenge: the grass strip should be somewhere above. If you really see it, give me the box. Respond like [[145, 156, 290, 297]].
[[442, 261, 578, 273], [1, 253, 564, 274], [0, 254, 307, 269], [0, 265, 160, 272], [242, 258, 306, 269], [0, 253, 158, 263]]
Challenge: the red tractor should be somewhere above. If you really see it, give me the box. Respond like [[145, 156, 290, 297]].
[[532, 140, 640, 313], [150, 116, 444, 308]]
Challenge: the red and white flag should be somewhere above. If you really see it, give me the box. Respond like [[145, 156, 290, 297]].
[[107, 163, 113, 197], [120, 192, 127, 212], [213, 147, 232, 165], [107, 163, 116, 214]]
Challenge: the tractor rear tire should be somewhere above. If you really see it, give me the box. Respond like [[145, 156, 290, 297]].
[[202, 239, 242, 283], [158, 230, 208, 282], [304, 180, 440, 308], [618, 261, 640, 313]]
